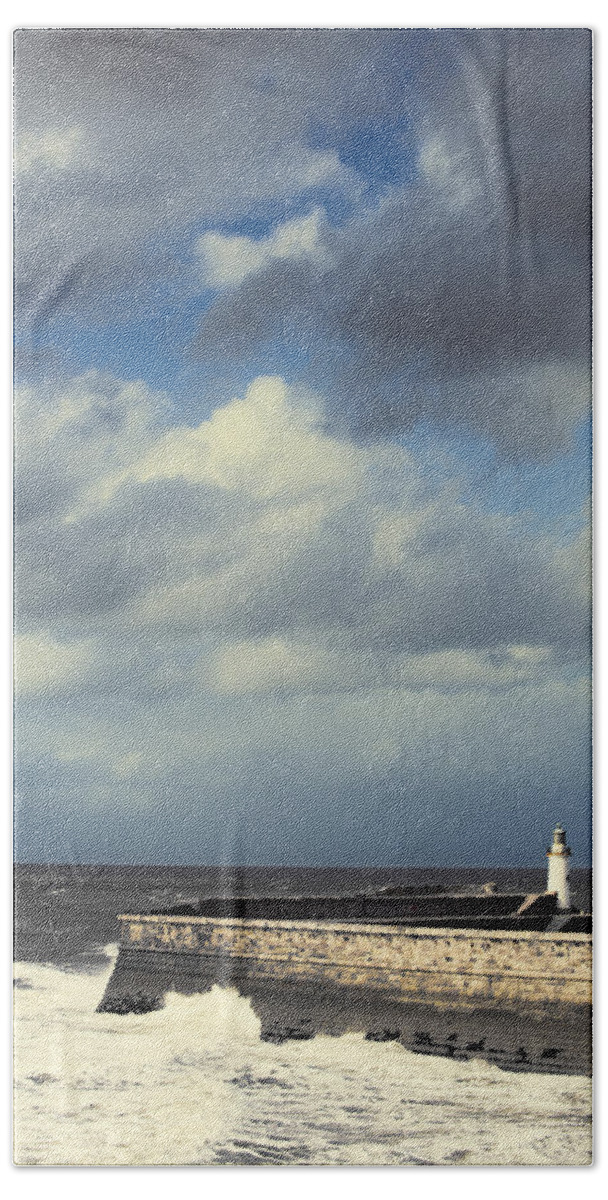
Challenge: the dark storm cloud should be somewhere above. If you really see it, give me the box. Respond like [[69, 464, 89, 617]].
[[14, 670, 592, 866], [14, 29, 591, 456], [194, 29, 591, 455], [13, 27, 381, 322]]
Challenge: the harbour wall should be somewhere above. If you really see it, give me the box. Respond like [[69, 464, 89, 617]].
[[98, 915, 592, 1074], [105, 914, 590, 1013]]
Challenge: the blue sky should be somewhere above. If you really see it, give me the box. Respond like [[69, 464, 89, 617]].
[[13, 29, 592, 865]]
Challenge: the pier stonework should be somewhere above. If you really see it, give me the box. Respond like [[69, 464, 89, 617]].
[[99, 914, 592, 1074], [115, 914, 591, 1013]]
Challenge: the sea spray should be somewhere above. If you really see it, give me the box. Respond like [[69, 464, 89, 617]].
[[14, 952, 591, 1166]]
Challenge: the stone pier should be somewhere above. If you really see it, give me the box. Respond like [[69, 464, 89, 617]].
[[98, 914, 592, 1075]]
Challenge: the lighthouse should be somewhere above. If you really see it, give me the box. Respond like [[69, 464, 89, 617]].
[[546, 825, 572, 910]]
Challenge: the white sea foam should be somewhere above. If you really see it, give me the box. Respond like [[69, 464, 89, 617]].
[[13, 950, 592, 1166]]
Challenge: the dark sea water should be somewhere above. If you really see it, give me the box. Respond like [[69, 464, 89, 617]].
[[13, 864, 593, 1166], [14, 862, 592, 968]]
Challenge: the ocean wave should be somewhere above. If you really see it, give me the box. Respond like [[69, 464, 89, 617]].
[[13, 957, 592, 1166]]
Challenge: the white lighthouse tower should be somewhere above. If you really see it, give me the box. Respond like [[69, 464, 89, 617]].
[[546, 825, 572, 911]]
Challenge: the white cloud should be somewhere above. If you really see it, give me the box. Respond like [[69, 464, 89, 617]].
[[211, 637, 359, 696], [15, 373, 166, 527], [82, 374, 367, 510], [418, 132, 482, 213], [14, 632, 96, 696], [16, 126, 87, 174], [197, 209, 328, 289], [210, 637, 555, 698], [396, 645, 554, 691], [54, 735, 144, 781], [280, 147, 350, 190]]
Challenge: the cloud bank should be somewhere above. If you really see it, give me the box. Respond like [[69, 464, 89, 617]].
[[13, 29, 591, 864], [14, 372, 591, 863]]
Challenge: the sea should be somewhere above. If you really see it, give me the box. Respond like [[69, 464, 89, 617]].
[[13, 864, 593, 1167]]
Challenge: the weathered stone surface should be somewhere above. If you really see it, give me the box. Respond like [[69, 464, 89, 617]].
[[113, 914, 591, 1014], [98, 917, 592, 1075]]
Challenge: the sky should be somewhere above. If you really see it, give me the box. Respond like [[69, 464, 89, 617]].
[[13, 28, 592, 866]]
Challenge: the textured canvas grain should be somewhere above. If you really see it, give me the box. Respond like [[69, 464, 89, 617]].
[[13, 28, 592, 1166]]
